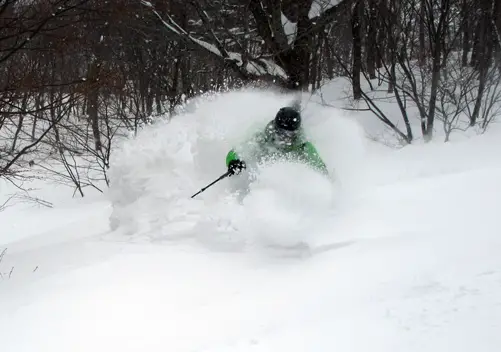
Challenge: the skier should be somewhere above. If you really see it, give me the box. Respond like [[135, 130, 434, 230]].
[[225, 106, 328, 178]]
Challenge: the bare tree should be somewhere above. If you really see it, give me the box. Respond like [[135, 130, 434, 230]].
[[141, 0, 354, 90], [351, 0, 363, 100]]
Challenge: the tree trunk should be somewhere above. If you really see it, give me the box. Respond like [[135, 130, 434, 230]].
[[325, 34, 335, 79], [31, 94, 40, 142], [419, 0, 426, 66], [87, 61, 102, 153], [281, 17, 313, 90], [494, 0, 501, 71], [426, 0, 450, 141], [391, 60, 413, 142], [352, 1, 363, 100], [470, 20, 482, 68], [366, 0, 377, 79], [155, 87, 162, 115], [50, 89, 64, 154], [11, 94, 28, 154], [375, 0, 385, 69], [461, 0, 470, 67], [470, 0, 493, 126], [310, 33, 324, 89], [470, 65, 487, 126], [169, 54, 181, 114]]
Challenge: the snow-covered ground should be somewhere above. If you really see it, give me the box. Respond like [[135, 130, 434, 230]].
[[1, 88, 501, 352]]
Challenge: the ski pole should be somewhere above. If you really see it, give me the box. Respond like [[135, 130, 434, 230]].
[[191, 171, 231, 199]]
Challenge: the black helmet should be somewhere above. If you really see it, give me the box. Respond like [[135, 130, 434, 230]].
[[274, 107, 301, 131]]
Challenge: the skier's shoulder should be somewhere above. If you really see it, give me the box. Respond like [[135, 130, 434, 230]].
[[235, 122, 271, 154], [297, 130, 316, 149], [299, 140, 323, 159], [295, 130, 314, 150]]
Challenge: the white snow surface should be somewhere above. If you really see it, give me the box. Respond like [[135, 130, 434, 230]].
[[1, 88, 501, 352]]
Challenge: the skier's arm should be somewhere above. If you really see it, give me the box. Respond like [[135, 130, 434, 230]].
[[302, 142, 328, 175], [225, 127, 268, 167], [225, 127, 270, 175]]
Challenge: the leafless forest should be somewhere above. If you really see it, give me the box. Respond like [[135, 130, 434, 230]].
[[0, 0, 500, 201]]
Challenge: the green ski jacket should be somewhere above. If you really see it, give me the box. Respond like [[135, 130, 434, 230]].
[[225, 122, 328, 175]]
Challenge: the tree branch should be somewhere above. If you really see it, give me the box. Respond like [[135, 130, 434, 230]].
[[307, 0, 353, 39], [140, 0, 288, 85]]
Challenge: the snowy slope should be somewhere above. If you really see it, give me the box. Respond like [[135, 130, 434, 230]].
[[1, 89, 501, 352]]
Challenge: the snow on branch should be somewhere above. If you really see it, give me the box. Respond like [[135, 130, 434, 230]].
[[140, 0, 288, 84], [309, 0, 343, 19], [308, 0, 352, 34]]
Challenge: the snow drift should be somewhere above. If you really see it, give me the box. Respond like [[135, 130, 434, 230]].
[[107, 88, 367, 249], [3, 86, 501, 352]]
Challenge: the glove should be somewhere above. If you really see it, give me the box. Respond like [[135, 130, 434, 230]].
[[228, 159, 246, 176]]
